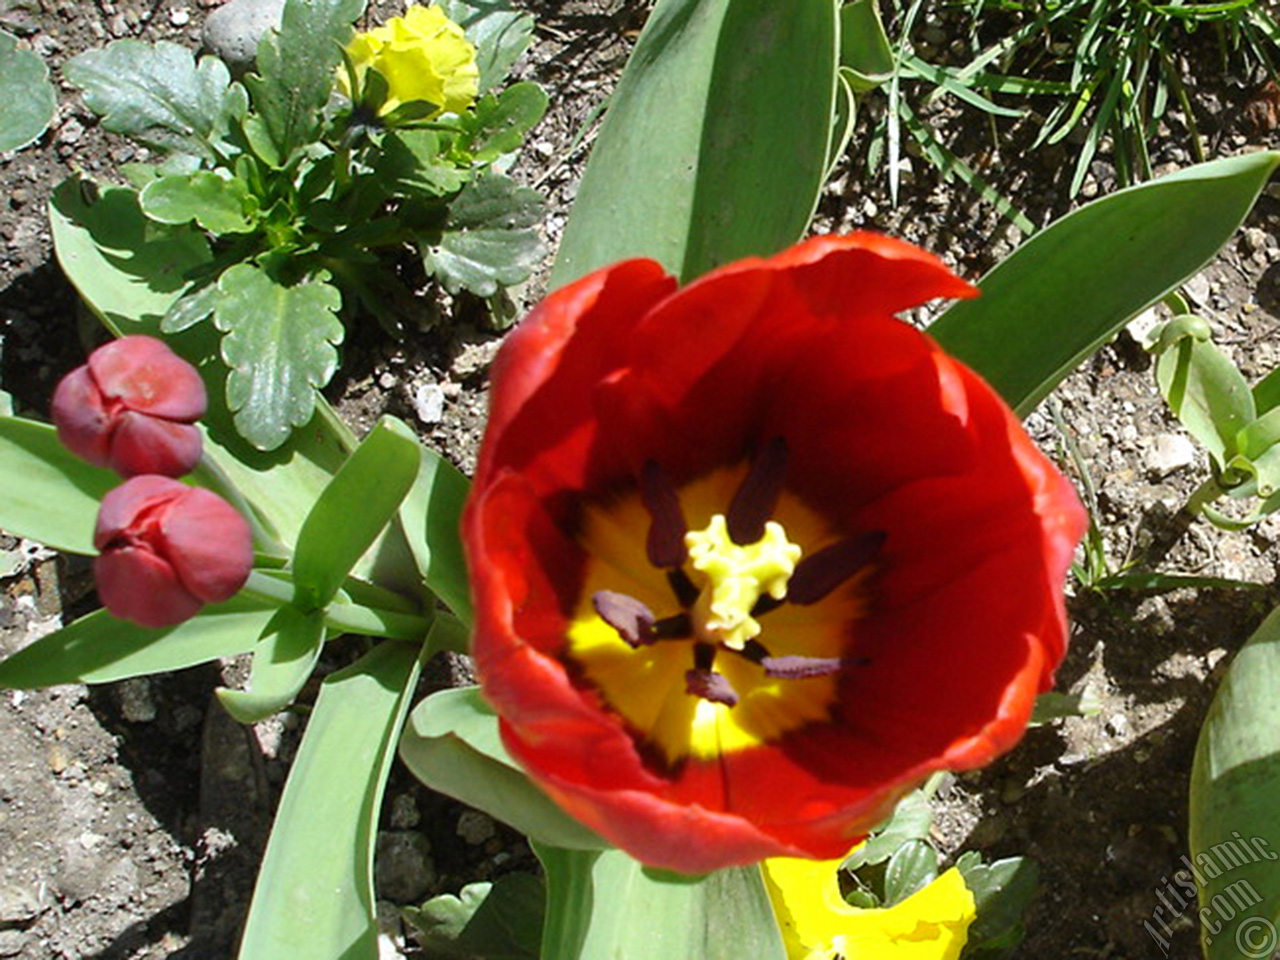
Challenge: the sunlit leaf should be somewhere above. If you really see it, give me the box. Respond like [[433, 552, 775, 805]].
[[399, 445, 472, 625], [216, 606, 325, 724], [437, 0, 535, 93], [0, 30, 57, 152], [140, 170, 255, 233], [403, 874, 544, 960]]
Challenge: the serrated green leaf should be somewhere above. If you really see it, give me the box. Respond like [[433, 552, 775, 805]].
[[931, 152, 1280, 416], [217, 605, 325, 723], [418, 173, 545, 296], [140, 170, 255, 233], [237, 640, 421, 960], [955, 853, 1039, 959], [437, 0, 535, 93], [64, 41, 239, 163], [214, 263, 344, 451], [0, 417, 117, 555], [465, 82, 548, 161], [399, 445, 472, 625], [534, 846, 786, 960], [843, 791, 934, 870], [884, 839, 938, 905], [0, 30, 56, 152], [377, 129, 468, 199], [244, 0, 364, 165], [292, 417, 421, 610], [404, 874, 544, 960], [399, 686, 608, 851], [551, 0, 837, 286], [0, 597, 275, 689]]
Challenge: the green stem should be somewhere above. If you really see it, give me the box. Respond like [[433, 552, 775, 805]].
[[190, 452, 288, 558], [1185, 475, 1224, 516]]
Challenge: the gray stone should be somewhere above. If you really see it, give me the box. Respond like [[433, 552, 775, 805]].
[[0, 930, 26, 957], [374, 832, 436, 904], [456, 810, 495, 846], [412, 383, 445, 425], [1145, 433, 1197, 478], [0, 882, 43, 923], [203, 0, 287, 72]]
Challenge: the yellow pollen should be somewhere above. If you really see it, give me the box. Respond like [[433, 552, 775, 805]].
[[684, 514, 802, 650]]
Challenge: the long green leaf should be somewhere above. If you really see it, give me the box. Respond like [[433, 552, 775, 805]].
[[534, 845, 786, 960], [237, 639, 421, 960], [551, 0, 837, 286], [0, 417, 117, 555], [291, 417, 421, 610], [399, 687, 607, 851], [399, 445, 472, 626], [216, 606, 325, 724], [1189, 605, 1280, 960], [0, 597, 275, 689], [930, 152, 1280, 416]]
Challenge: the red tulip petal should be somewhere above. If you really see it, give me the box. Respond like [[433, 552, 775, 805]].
[[94, 544, 202, 629], [159, 488, 253, 602], [107, 412, 204, 478], [51, 365, 113, 469], [94, 475, 188, 551], [88, 335, 206, 421]]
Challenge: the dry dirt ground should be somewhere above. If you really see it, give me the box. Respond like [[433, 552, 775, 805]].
[[1, 2, 1279, 959]]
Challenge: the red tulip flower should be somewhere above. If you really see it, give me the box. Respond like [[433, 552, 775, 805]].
[[94, 476, 253, 629], [52, 335, 206, 477], [463, 234, 1086, 874]]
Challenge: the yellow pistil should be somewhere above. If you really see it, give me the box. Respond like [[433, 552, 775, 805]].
[[685, 514, 802, 650]]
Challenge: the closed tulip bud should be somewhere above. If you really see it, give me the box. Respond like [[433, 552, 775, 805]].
[[94, 476, 253, 629], [52, 335, 206, 478]]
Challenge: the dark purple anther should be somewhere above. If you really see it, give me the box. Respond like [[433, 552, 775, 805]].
[[640, 459, 688, 569], [762, 655, 868, 679], [726, 436, 788, 545], [788, 531, 887, 605], [685, 668, 739, 706], [593, 590, 656, 647]]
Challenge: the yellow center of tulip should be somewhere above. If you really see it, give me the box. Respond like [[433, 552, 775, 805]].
[[564, 455, 880, 767], [685, 514, 801, 650]]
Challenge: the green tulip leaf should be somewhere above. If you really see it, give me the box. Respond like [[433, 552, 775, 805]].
[[399, 686, 608, 851], [140, 170, 255, 233], [1190, 605, 1280, 960], [534, 845, 786, 960], [0, 597, 276, 689], [214, 263, 344, 451], [437, 0, 535, 94], [64, 40, 242, 163], [398, 445, 472, 626], [839, 0, 895, 92], [243, 0, 363, 166], [403, 874, 544, 960], [216, 605, 326, 724], [237, 640, 421, 959], [551, 0, 837, 286], [1153, 317, 1256, 467], [291, 416, 422, 610], [1255, 366, 1280, 416], [0, 30, 57, 152], [417, 173, 546, 297], [930, 151, 1280, 417], [0, 417, 117, 555]]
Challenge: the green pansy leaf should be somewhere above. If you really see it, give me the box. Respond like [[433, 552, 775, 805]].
[[377, 129, 469, 199], [291, 417, 422, 610], [0, 597, 276, 689], [244, 0, 364, 165], [930, 151, 1280, 416], [464, 82, 548, 162], [161, 281, 221, 333], [955, 852, 1039, 959], [216, 605, 325, 723], [0, 30, 57, 152], [237, 640, 422, 959], [534, 846, 786, 960], [140, 170, 256, 233], [64, 40, 239, 163], [437, 0, 535, 94], [403, 874, 544, 960], [883, 839, 939, 906], [0, 417, 117, 555], [418, 173, 545, 297], [843, 791, 934, 870], [213, 263, 344, 451], [399, 686, 608, 851]]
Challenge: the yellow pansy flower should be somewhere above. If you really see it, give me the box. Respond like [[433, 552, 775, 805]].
[[340, 5, 479, 117], [763, 854, 977, 960]]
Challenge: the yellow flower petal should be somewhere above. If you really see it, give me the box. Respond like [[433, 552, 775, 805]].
[[763, 855, 977, 960]]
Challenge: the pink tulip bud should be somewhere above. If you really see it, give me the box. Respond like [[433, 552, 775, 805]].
[[52, 336, 207, 477], [93, 476, 253, 629]]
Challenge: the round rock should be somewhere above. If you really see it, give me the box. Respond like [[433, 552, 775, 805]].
[[202, 0, 288, 72]]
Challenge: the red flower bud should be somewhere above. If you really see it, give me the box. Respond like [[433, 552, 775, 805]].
[[52, 335, 207, 477], [93, 476, 253, 629]]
